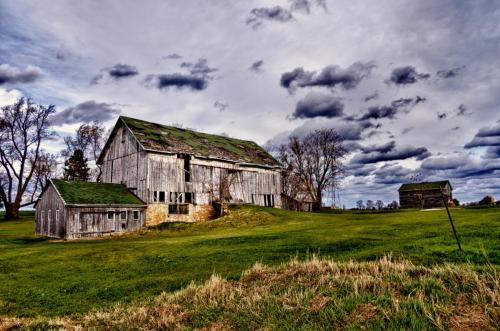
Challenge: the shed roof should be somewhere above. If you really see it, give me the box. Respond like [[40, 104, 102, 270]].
[[51, 179, 145, 205], [99, 116, 280, 167], [398, 180, 452, 192]]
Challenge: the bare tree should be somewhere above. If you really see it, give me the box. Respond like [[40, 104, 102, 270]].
[[30, 151, 59, 203], [366, 200, 375, 210], [280, 129, 346, 210], [356, 200, 364, 209], [0, 98, 55, 219], [376, 200, 384, 210], [62, 122, 106, 181]]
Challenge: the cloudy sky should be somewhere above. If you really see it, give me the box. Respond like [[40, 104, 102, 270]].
[[1, 0, 499, 206]]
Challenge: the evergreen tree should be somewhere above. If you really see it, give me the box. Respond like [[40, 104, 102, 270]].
[[64, 149, 90, 181]]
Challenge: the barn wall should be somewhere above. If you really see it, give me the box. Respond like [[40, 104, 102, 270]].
[[145, 153, 281, 205], [35, 184, 66, 238], [66, 206, 146, 239], [399, 188, 452, 209], [100, 123, 148, 201]]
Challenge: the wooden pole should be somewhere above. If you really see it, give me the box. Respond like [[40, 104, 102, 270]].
[[440, 188, 462, 251]]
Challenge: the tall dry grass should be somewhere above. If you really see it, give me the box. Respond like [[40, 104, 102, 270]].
[[2, 255, 499, 330]]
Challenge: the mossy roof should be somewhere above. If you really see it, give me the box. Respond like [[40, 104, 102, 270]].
[[119, 116, 280, 167], [51, 179, 145, 205], [399, 180, 452, 192]]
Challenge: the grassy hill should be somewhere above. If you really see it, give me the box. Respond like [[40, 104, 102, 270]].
[[0, 206, 499, 323]]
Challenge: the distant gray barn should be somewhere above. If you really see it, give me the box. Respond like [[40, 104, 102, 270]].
[[35, 179, 146, 239], [97, 116, 282, 225], [398, 180, 453, 209]]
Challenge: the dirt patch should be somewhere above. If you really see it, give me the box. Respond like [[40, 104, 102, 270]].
[[310, 295, 331, 312], [449, 296, 494, 331], [199, 322, 232, 331], [352, 303, 379, 321]]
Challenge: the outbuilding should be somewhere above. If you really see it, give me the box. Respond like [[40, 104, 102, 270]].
[[35, 179, 146, 239], [398, 180, 453, 209]]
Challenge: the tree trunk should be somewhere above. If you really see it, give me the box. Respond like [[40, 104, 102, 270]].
[[313, 189, 323, 211], [4, 203, 20, 220]]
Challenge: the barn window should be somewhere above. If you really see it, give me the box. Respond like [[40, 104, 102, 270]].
[[133, 210, 140, 221], [120, 211, 127, 220], [153, 191, 158, 202], [169, 204, 189, 215], [170, 192, 180, 203], [184, 192, 193, 204], [107, 211, 114, 220], [159, 191, 166, 202], [121, 129, 126, 143], [184, 155, 191, 182], [251, 194, 255, 204]]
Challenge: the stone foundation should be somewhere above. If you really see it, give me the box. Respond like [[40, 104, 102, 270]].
[[145, 204, 168, 226]]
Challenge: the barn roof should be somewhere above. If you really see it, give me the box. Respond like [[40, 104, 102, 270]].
[[99, 116, 280, 168], [51, 179, 145, 205], [398, 180, 452, 192]]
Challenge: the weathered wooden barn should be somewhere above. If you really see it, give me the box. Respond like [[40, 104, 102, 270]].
[[398, 180, 453, 209], [35, 179, 146, 239], [97, 116, 282, 224]]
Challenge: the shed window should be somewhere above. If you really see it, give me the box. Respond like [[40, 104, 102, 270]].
[[41, 210, 45, 222], [55, 209, 59, 223], [120, 211, 127, 220], [107, 211, 114, 220], [48, 210, 52, 222], [133, 210, 140, 221]]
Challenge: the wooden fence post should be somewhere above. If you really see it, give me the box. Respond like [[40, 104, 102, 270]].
[[441, 189, 462, 251]]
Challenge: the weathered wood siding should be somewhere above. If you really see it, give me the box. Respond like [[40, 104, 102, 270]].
[[101, 123, 148, 201], [35, 184, 66, 238], [145, 153, 281, 206], [65, 206, 146, 239], [399, 184, 452, 209]]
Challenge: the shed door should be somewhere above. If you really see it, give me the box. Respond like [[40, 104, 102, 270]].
[[105, 211, 115, 232]]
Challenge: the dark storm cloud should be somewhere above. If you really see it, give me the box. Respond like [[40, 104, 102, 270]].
[[437, 112, 447, 120], [180, 58, 218, 78], [91, 63, 139, 84], [350, 145, 430, 164], [388, 66, 430, 85], [50, 100, 121, 125], [364, 92, 378, 102], [372, 164, 413, 185], [0, 64, 42, 85], [455, 104, 471, 116], [436, 66, 466, 79], [402, 127, 413, 135], [421, 155, 466, 170], [359, 141, 396, 154], [354, 96, 425, 122], [246, 6, 294, 29], [214, 101, 228, 112], [280, 62, 375, 93], [250, 60, 264, 73], [144, 73, 208, 91], [163, 53, 182, 60], [346, 163, 377, 177], [358, 106, 397, 121], [292, 92, 344, 119], [464, 122, 500, 149], [107, 63, 139, 79], [485, 146, 500, 159], [289, 0, 327, 14]]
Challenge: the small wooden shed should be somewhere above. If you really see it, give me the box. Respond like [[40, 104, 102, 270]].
[[35, 179, 146, 239], [398, 180, 452, 209]]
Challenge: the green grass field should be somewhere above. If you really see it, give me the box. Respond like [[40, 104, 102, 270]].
[[0, 206, 498, 319]]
